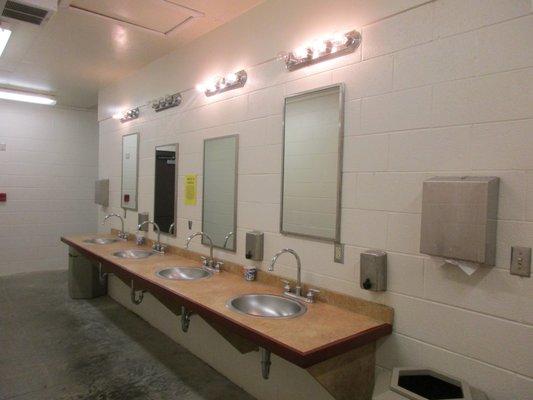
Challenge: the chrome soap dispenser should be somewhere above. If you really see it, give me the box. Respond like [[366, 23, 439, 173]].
[[360, 250, 387, 291], [245, 231, 264, 261]]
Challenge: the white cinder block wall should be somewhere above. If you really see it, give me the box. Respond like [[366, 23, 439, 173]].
[[0, 101, 99, 275], [97, 0, 533, 398]]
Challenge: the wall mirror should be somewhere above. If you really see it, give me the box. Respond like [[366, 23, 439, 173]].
[[281, 84, 344, 242], [202, 135, 238, 251], [154, 144, 178, 236], [121, 132, 139, 210]]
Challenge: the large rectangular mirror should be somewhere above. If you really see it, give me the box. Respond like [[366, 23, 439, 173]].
[[281, 84, 344, 242], [202, 135, 238, 251], [154, 144, 178, 236], [121, 132, 139, 210]]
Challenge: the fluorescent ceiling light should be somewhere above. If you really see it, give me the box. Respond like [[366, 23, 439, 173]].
[[0, 26, 12, 57], [0, 88, 57, 105]]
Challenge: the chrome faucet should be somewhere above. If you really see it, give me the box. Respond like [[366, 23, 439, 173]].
[[269, 248, 320, 303], [103, 213, 128, 241], [186, 232, 223, 273], [223, 231, 234, 249], [169, 222, 176, 235], [138, 220, 166, 254]]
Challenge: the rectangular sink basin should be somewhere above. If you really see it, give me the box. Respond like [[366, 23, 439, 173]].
[[156, 267, 212, 280], [226, 294, 306, 318], [113, 249, 153, 259]]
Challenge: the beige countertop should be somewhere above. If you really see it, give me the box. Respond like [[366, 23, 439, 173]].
[[62, 234, 392, 368]]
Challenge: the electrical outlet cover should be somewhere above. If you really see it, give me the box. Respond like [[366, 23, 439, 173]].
[[510, 246, 531, 277], [334, 243, 344, 263]]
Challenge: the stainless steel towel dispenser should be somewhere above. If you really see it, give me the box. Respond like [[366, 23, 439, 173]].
[[94, 179, 109, 207], [420, 176, 499, 265]]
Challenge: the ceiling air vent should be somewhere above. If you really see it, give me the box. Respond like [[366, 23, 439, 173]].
[[1, 0, 57, 26]]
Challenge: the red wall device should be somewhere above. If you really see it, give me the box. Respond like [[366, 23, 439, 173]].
[[0, 193, 6, 202]]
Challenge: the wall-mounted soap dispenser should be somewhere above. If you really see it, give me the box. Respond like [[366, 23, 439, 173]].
[[245, 231, 264, 261], [138, 212, 149, 232], [360, 250, 387, 291]]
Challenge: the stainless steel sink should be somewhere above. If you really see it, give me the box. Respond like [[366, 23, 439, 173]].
[[226, 294, 306, 318], [113, 249, 153, 259], [156, 267, 212, 281], [84, 237, 118, 245]]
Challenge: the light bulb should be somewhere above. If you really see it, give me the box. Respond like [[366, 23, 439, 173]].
[[112, 112, 123, 120], [311, 40, 326, 59], [196, 83, 205, 93], [277, 51, 289, 61], [225, 73, 238, 84], [312, 40, 327, 54], [207, 76, 220, 92], [206, 82, 218, 92], [294, 46, 309, 59], [332, 32, 347, 46]]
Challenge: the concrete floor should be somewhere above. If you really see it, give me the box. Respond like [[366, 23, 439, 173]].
[[0, 270, 255, 400]]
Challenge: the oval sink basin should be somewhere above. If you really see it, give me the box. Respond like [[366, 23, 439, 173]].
[[156, 267, 212, 281], [84, 237, 118, 245], [226, 294, 306, 318], [113, 249, 153, 259]]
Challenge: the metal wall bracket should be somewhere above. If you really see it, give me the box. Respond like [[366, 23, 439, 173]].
[[97, 263, 109, 283], [130, 279, 146, 305], [260, 348, 271, 379], [180, 306, 193, 332]]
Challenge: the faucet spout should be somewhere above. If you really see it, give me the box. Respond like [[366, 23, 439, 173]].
[[186, 231, 214, 261], [269, 248, 302, 296], [223, 231, 234, 249], [138, 220, 165, 254], [103, 213, 127, 240]]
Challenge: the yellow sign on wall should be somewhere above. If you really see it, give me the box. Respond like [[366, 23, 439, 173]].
[[184, 174, 197, 205]]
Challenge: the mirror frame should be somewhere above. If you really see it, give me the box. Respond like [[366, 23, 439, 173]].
[[201, 134, 239, 252], [153, 143, 179, 237], [121, 132, 140, 211], [280, 83, 345, 243]]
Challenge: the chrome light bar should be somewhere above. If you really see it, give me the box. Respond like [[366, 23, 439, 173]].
[[113, 107, 139, 123], [152, 93, 182, 112], [196, 70, 247, 97], [281, 30, 362, 71]]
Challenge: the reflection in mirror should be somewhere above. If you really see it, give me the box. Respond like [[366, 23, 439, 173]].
[[154, 144, 178, 236], [202, 135, 238, 251], [121, 133, 139, 210], [281, 84, 344, 241]]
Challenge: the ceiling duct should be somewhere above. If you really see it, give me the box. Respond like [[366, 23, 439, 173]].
[[1, 0, 57, 26]]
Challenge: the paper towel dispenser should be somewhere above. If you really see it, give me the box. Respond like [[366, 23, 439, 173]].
[[94, 179, 109, 207], [420, 176, 499, 266]]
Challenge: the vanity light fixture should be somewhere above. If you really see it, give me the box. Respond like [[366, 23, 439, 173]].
[[196, 70, 247, 97], [280, 30, 362, 71], [152, 93, 182, 112], [113, 107, 140, 123], [0, 87, 56, 105]]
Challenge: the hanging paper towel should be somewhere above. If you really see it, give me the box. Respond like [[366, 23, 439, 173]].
[[441, 258, 480, 276]]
